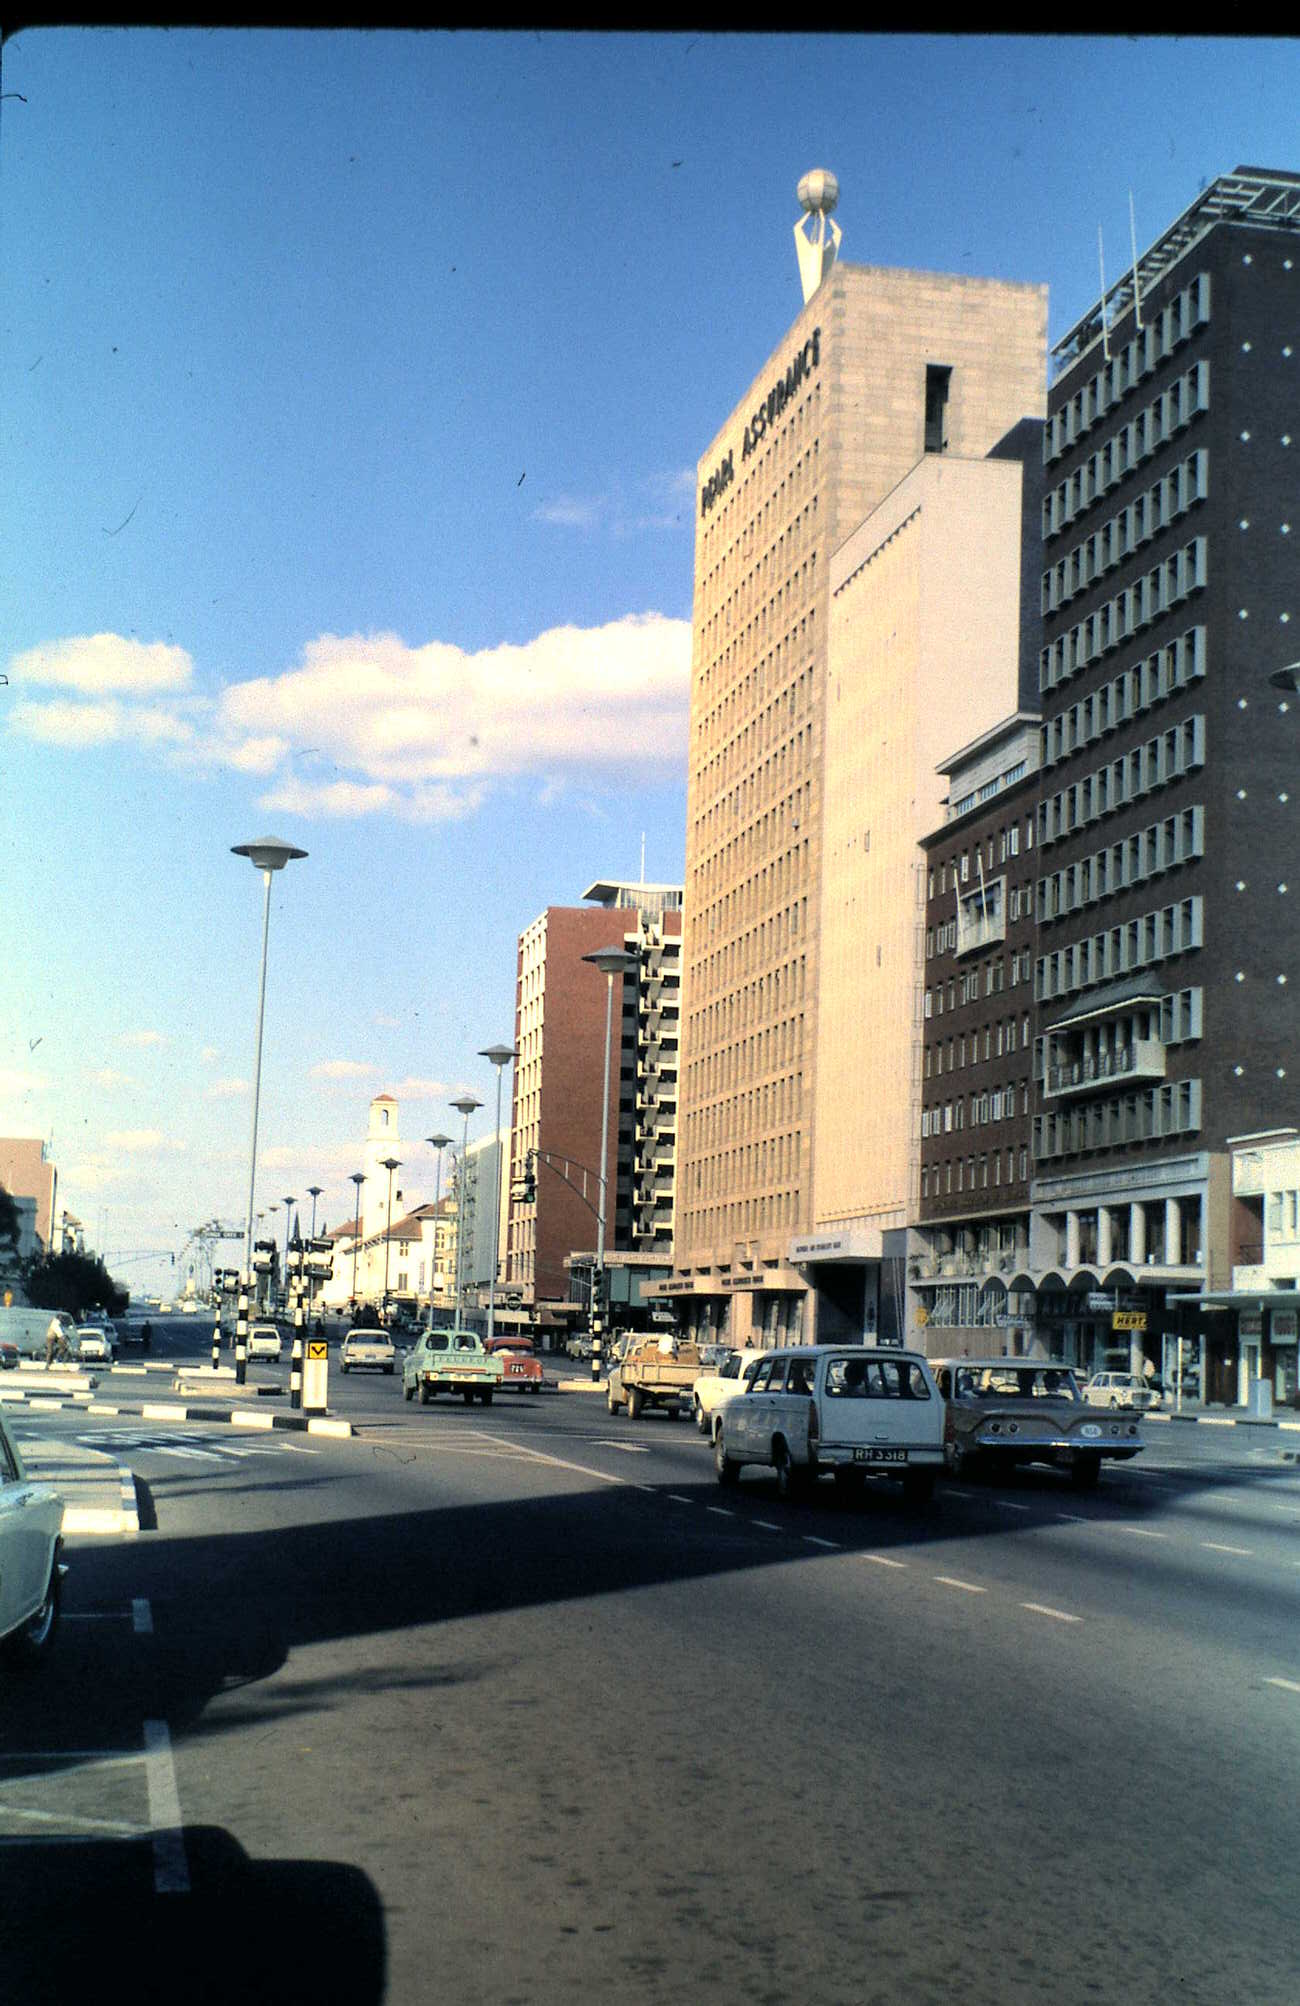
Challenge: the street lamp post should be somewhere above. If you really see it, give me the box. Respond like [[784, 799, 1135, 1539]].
[[379, 1156, 401, 1315], [449, 1094, 482, 1325], [479, 1044, 517, 1349], [231, 834, 307, 1384], [349, 1173, 366, 1312], [582, 947, 639, 1379], [306, 1184, 323, 1318], [425, 1133, 452, 1323], [282, 1196, 296, 1314]]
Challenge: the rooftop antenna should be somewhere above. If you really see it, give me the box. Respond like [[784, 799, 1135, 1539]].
[[1129, 189, 1143, 330], [794, 168, 841, 305], [1097, 225, 1111, 359]]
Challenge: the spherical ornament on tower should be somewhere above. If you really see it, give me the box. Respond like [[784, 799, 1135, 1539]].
[[797, 169, 840, 217]]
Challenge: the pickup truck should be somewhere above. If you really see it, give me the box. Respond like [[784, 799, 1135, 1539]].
[[607, 1336, 705, 1420], [714, 1346, 945, 1504], [402, 1327, 504, 1406]]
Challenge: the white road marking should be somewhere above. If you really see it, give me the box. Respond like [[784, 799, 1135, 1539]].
[[1056, 1513, 1090, 1523], [277, 1441, 319, 1454], [1116, 1525, 1169, 1539], [1265, 1676, 1300, 1694], [803, 1536, 840, 1549], [143, 1721, 189, 1895], [706, 1507, 735, 1518], [995, 1500, 1032, 1512], [934, 1575, 986, 1593], [133, 1598, 153, 1635], [0, 1804, 147, 1838], [667, 1494, 693, 1504], [1021, 1601, 1082, 1624], [468, 1430, 627, 1487], [590, 1439, 650, 1453], [1196, 1416, 1236, 1427], [1201, 1541, 1254, 1556], [861, 1554, 907, 1569], [947, 1488, 976, 1499], [753, 1520, 782, 1532]]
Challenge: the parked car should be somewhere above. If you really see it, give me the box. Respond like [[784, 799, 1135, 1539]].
[[714, 1347, 945, 1503], [339, 1328, 397, 1374], [0, 1406, 64, 1662], [692, 1347, 766, 1437], [1083, 1370, 1162, 1411], [246, 1324, 284, 1362], [0, 1340, 18, 1371], [74, 1325, 116, 1364], [932, 1358, 1144, 1489]]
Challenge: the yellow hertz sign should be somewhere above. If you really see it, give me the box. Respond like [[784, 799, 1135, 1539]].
[[1112, 1310, 1148, 1332]]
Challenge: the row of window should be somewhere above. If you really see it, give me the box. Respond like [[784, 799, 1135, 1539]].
[[925, 956, 1032, 1016], [929, 817, 1036, 900], [1034, 1079, 1203, 1160], [921, 1082, 1029, 1138], [1039, 535, 1208, 697], [929, 1017, 1032, 1078], [1035, 895, 1204, 1004], [922, 1150, 1029, 1201], [1040, 715, 1206, 847], [1038, 806, 1205, 924], [697, 380, 822, 555], [1040, 627, 1206, 772], [1041, 358, 1211, 550], [950, 760, 1029, 818], [1041, 451, 1208, 613], [1043, 276, 1210, 470]]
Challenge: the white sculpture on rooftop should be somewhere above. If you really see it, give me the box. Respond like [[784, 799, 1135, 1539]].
[[794, 168, 842, 304]]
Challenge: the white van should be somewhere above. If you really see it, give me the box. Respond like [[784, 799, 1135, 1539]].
[[714, 1345, 945, 1504], [0, 1306, 76, 1359]]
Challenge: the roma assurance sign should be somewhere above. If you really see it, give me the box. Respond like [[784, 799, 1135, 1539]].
[[699, 326, 822, 518]]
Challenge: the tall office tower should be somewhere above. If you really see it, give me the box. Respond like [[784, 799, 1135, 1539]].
[[506, 881, 682, 1317], [670, 175, 1047, 1348], [1030, 167, 1300, 1394]]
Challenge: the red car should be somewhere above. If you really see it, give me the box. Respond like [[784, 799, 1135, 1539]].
[[487, 1336, 544, 1393]]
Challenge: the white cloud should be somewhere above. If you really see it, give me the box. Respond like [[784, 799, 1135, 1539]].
[[6, 611, 691, 823], [120, 1029, 166, 1049], [373, 1013, 401, 1029], [532, 495, 604, 528], [86, 1067, 134, 1090], [205, 1078, 249, 1100], [309, 1060, 377, 1081], [104, 1129, 186, 1153], [0, 1067, 49, 1096], [389, 1076, 448, 1101], [11, 633, 194, 696]]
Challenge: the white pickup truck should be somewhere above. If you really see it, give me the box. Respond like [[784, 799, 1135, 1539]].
[[714, 1346, 945, 1504]]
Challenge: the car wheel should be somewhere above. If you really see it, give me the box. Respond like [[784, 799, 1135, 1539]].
[[1109, 1396, 1121, 1409], [627, 1386, 643, 1420], [463, 1390, 475, 1406], [340, 1363, 349, 1374], [902, 1468, 936, 1506], [479, 1388, 493, 1407], [419, 1382, 432, 1405], [5, 1560, 61, 1665], [1069, 1453, 1101, 1491], [773, 1438, 805, 1502], [715, 1432, 739, 1487], [606, 1384, 618, 1414], [695, 1401, 708, 1435], [404, 1379, 414, 1401]]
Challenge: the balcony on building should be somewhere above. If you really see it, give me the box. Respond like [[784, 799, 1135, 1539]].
[[1043, 982, 1168, 1100], [955, 874, 1007, 958]]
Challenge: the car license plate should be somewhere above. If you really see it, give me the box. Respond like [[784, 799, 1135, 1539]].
[[853, 1447, 907, 1464]]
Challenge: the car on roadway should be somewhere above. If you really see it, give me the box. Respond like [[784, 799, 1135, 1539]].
[[692, 1347, 766, 1437], [74, 1325, 116, 1364], [932, 1358, 1145, 1489], [714, 1346, 945, 1504], [246, 1324, 284, 1362], [403, 1327, 504, 1406], [0, 1339, 18, 1370], [488, 1339, 544, 1393], [0, 1405, 65, 1663], [1083, 1369, 1163, 1411], [339, 1328, 397, 1374]]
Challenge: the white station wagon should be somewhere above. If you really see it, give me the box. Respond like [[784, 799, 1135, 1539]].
[[0, 1407, 65, 1662], [714, 1346, 945, 1504]]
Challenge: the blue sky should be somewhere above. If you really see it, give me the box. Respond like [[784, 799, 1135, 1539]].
[[2, 30, 1297, 1293]]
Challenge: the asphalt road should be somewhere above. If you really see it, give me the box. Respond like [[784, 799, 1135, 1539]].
[[3, 1323, 1297, 2006]]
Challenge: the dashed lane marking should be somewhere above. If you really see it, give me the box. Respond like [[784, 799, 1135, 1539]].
[[803, 1536, 841, 1550], [143, 1721, 189, 1895], [994, 1500, 1033, 1512], [1201, 1541, 1254, 1556], [667, 1494, 692, 1504], [1021, 1601, 1082, 1624], [1265, 1676, 1300, 1694], [706, 1507, 735, 1518], [1116, 1525, 1169, 1539], [753, 1520, 782, 1531], [861, 1554, 907, 1569], [934, 1575, 986, 1594], [133, 1598, 153, 1635]]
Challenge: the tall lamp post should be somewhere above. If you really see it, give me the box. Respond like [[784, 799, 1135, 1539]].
[[449, 1094, 482, 1324], [231, 834, 307, 1384], [379, 1156, 401, 1314], [479, 1044, 517, 1349], [348, 1172, 366, 1310], [282, 1195, 296, 1313], [425, 1132, 452, 1322], [582, 947, 639, 1378], [306, 1184, 323, 1317]]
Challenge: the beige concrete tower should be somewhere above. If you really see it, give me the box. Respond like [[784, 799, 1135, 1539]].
[[670, 179, 1046, 1347]]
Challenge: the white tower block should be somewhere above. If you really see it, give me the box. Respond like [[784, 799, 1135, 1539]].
[[794, 168, 842, 304]]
